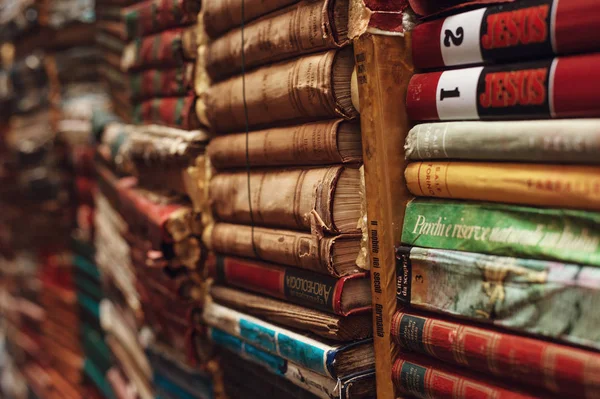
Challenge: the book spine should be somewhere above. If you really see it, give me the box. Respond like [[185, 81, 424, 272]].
[[208, 328, 338, 399], [206, 0, 344, 80], [210, 166, 350, 233], [209, 254, 354, 315], [395, 245, 600, 350], [130, 64, 194, 100], [203, 303, 336, 378], [404, 119, 600, 164], [405, 161, 600, 211], [206, 223, 346, 276], [392, 354, 537, 399], [412, 0, 600, 69], [402, 198, 600, 267], [352, 31, 414, 399], [407, 53, 600, 121], [207, 120, 355, 169], [201, 48, 357, 133], [391, 311, 600, 398], [123, 27, 196, 71], [202, 0, 299, 38], [132, 96, 199, 130], [123, 0, 200, 40]]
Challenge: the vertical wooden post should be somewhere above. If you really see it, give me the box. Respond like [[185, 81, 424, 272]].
[[354, 33, 414, 399]]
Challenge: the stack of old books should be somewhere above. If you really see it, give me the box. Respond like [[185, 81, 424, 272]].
[[393, 0, 600, 398], [198, 1, 375, 397]]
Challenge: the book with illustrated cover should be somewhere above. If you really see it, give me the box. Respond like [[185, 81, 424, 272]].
[[210, 285, 372, 341], [391, 310, 600, 398], [203, 302, 374, 379], [396, 245, 600, 350], [405, 161, 600, 211], [207, 254, 370, 316], [404, 119, 600, 164], [407, 53, 600, 122], [412, 0, 600, 69]]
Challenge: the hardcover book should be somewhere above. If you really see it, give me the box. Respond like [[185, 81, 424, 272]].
[[205, 0, 349, 80], [123, 0, 200, 40], [203, 302, 374, 379], [407, 52, 600, 121], [132, 95, 200, 130], [405, 161, 600, 211], [396, 245, 600, 350], [401, 198, 600, 267], [412, 0, 600, 69], [208, 327, 376, 399], [129, 63, 195, 100], [198, 48, 357, 133], [207, 120, 362, 169], [210, 285, 372, 341], [210, 166, 361, 234], [391, 310, 600, 398], [203, 223, 363, 277], [404, 119, 600, 164], [207, 254, 370, 316]]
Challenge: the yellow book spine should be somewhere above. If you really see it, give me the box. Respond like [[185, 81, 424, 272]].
[[405, 162, 600, 211]]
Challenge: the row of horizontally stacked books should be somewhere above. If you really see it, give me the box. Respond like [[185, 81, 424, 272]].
[[393, 1, 600, 398], [196, 0, 374, 397]]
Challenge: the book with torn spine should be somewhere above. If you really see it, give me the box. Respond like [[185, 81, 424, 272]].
[[210, 285, 372, 341], [203, 223, 363, 277]]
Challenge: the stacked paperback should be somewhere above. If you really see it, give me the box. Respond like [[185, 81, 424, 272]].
[[198, 0, 375, 397], [394, 0, 600, 398]]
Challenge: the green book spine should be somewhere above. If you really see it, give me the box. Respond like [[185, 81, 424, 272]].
[[401, 198, 600, 267]]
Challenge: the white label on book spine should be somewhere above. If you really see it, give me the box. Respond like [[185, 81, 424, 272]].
[[440, 8, 486, 67], [435, 67, 484, 121]]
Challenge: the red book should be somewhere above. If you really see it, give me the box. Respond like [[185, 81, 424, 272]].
[[123, 0, 200, 40], [129, 63, 194, 100], [412, 0, 600, 69], [407, 52, 600, 121], [392, 311, 600, 398], [206, 254, 370, 316], [409, 0, 513, 17], [132, 95, 200, 130], [393, 352, 538, 399]]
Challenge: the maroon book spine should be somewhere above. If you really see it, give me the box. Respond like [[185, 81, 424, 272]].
[[132, 95, 199, 130], [207, 254, 369, 316], [393, 353, 539, 399], [391, 311, 600, 398], [406, 52, 600, 121], [412, 0, 600, 69]]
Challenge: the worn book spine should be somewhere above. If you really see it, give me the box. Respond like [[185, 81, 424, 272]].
[[208, 328, 340, 399], [412, 0, 600, 69], [203, 302, 347, 378], [206, 0, 348, 80], [392, 353, 537, 399], [391, 310, 600, 398], [204, 223, 362, 277], [207, 120, 361, 169], [407, 53, 600, 122], [130, 64, 194, 100], [210, 166, 358, 233], [352, 30, 414, 399], [199, 48, 357, 133], [202, 0, 299, 38], [122, 27, 197, 71], [405, 162, 600, 211], [404, 119, 600, 164], [402, 198, 600, 267], [123, 0, 200, 40], [207, 254, 369, 315], [132, 96, 200, 130]]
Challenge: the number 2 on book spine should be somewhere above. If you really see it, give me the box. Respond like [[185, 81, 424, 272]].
[[444, 28, 464, 47], [440, 87, 460, 101]]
